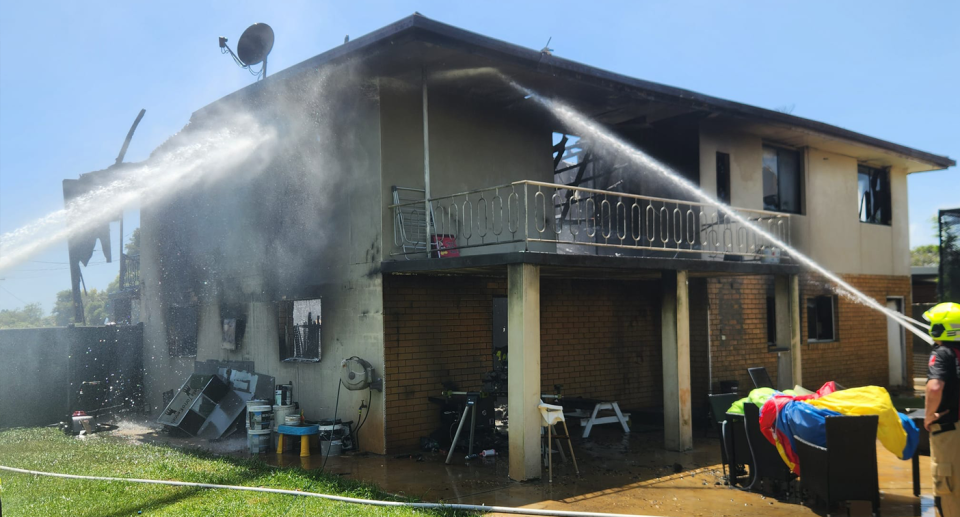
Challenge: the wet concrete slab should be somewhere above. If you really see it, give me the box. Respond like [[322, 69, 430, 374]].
[[117, 419, 936, 516]]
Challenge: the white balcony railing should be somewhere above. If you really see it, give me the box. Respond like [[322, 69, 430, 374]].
[[391, 181, 791, 262]]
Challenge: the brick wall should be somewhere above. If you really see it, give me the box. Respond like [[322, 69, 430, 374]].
[[382, 275, 503, 453], [539, 278, 662, 410], [708, 276, 780, 393], [799, 273, 912, 389], [383, 274, 666, 453], [707, 273, 912, 394]]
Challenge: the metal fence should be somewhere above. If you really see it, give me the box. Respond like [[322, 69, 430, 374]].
[[392, 180, 791, 261]]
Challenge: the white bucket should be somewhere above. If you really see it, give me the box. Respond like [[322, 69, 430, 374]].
[[273, 405, 296, 431], [247, 405, 273, 431], [248, 429, 272, 454], [320, 439, 342, 457]]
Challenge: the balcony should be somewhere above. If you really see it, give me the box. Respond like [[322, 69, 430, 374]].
[[391, 181, 791, 268]]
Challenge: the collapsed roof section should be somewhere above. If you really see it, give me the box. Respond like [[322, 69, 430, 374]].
[[193, 13, 953, 174]]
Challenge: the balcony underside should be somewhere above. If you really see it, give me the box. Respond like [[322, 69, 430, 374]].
[[380, 251, 800, 279]]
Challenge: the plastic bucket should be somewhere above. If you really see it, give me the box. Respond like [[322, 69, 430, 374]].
[[248, 429, 272, 454], [247, 405, 273, 431], [320, 439, 342, 457], [273, 405, 296, 431], [246, 400, 270, 429]]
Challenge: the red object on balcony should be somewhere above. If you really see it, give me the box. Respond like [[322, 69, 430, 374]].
[[431, 235, 459, 258]]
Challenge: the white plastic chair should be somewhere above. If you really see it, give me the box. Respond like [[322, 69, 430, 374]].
[[539, 401, 580, 482]]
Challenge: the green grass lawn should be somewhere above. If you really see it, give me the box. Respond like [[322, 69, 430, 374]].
[[0, 427, 472, 517]]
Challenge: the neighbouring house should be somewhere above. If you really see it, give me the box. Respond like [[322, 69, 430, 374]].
[[137, 14, 954, 481]]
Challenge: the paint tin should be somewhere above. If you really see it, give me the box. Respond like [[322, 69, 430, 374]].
[[284, 414, 300, 426], [246, 405, 273, 431], [272, 405, 296, 431], [321, 439, 342, 457], [247, 429, 272, 454]]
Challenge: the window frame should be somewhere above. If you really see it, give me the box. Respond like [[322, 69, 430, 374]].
[[806, 295, 838, 343], [716, 151, 731, 205], [857, 164, 892, 226], [766, 295, 778, 347], [762, 144, 804, 214], [278, 298, 322, 363]]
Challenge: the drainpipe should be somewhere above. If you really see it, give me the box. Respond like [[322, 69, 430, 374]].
[[707, 306, 713, 394], [422, 68, 432, 259]]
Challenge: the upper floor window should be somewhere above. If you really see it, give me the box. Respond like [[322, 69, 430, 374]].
[[762, 145, 802, 214], [857, 165, 891, 225], [716, 152, 731, 205]]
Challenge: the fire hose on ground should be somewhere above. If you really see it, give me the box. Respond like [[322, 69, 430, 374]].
[[0, 464, 667, 517]]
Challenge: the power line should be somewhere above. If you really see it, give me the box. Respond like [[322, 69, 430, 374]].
[[0, 285, 30, 306]]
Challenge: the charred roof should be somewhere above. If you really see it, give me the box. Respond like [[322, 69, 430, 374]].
[[194, 13, 954, 172]]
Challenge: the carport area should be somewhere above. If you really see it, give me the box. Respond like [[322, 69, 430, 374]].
[[380, 252, 804, 481], [281, 425, 935, 517]]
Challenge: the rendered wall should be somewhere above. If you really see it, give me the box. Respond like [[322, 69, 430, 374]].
[[379, 77, 554, 259], [140, 71, 387, 452], [699, 122, 911, 277]]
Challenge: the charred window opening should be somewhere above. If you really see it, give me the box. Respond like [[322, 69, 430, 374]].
[[279, 298, 321, 362], [220, 302, 247, 351], [766, 294, 777, 346], [762, 145, 802, 214], [716, 152, 731, 205], [857, 165, 891, 225], [166, 305, 199, 357], [806, 295, 837, 343]]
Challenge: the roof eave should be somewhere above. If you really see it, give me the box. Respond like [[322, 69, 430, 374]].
[[193, 13, 956, 171]]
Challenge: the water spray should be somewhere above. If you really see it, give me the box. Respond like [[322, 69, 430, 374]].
[[0, 114, 278, 273], [506, 79, 934, 345]]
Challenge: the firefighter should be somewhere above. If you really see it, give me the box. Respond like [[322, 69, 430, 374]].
[[924, 301, 960, 517]]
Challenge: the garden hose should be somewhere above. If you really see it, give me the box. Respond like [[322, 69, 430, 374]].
[[0, 464, 664, 517]]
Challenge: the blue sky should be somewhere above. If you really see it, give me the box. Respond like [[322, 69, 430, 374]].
[[1, 1, 957, 313]]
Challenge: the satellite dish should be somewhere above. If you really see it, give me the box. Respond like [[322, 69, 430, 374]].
[[236, 23, 274, 66]]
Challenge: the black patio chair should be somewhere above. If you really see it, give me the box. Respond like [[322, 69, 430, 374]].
[[747, 367, 774, 389], [743, 402, 795, 492], [794, 415, 880, 516], [707, 393, 741, 483]]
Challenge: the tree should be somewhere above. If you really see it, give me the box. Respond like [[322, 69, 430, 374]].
[[911, 244, 940, 267], [50, 290, 75, 326], [125, 227, 140, 256], [0, 303, 50, 329], [49, 227, 140, 326]]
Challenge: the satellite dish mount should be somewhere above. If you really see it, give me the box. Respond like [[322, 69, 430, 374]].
[[219, 23, 274, 80]]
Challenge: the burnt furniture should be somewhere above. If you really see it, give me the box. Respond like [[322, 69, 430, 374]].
[[743, 402, 795, 491], [794, 415, 880, 515], [909, 409, 930, 497], [748, 367, 775, 389], [708, 393, 741, 483]]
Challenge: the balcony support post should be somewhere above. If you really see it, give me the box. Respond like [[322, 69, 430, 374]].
[[662, 269, 692, 452], [507, 263, 541, 481], [789, 274, 802, 388]]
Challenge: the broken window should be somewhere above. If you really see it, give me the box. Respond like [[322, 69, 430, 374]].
[[716, 152, 731, 205], [166, 305, 199, 357], [220, 302, 247, 351], [857, 165, 891, 225], [806, 295, 836, 343], [762, 145, 802, 214], [279, 298, 322, 362], [766, 295, 777, 346]]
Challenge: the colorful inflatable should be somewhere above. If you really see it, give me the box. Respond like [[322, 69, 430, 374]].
[[732, 382, 918, 475]]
